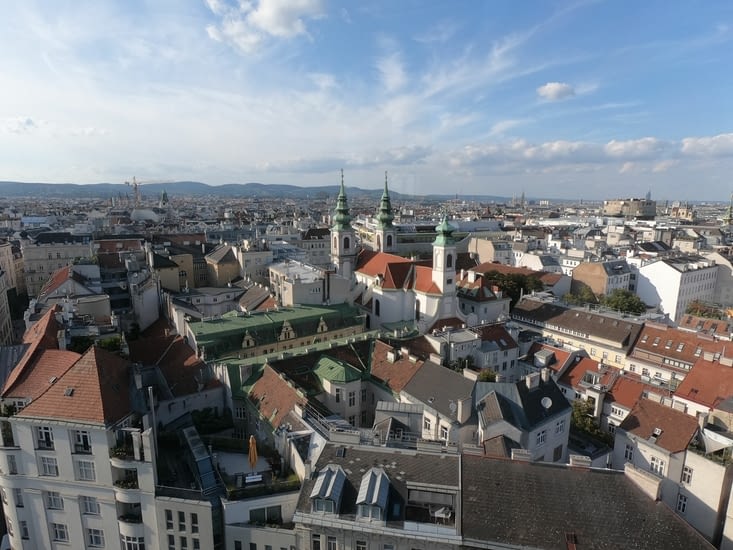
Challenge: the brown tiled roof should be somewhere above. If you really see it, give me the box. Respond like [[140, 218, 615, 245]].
[[456, 272, 500, 302], [631, 323, 728, 370], [558, 357, 615, 390], [37, 266, 73, 298], [355, 249, 411, 278], [524, 343, 572, 374], [18, 347, 132, 426], [474, 262, 537, 277], [248, 364, 307, 429], [428, 317, 464, 332], [412, 265, 440, 294], [675, 358, 733, 410], [619, 398, 698, 453], [606, 374, 648, 410], [369, 339, 425, 393], [678, 315, 733, 339], [2, 306, 61, 397], [4, 349, 81, 401], [255, 296, 278, 311], [156, 337, 219, 397]]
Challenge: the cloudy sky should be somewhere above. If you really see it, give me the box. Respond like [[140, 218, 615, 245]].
[[1, 0, 732, 200]]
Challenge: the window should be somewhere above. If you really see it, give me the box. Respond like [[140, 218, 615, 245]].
[[40, 456, 58, 476], [13, 488, 23, 507], [249, 505, 283, 525], [45, 491, 64, 510], [73, 430, 91, 453], [312, 533, 321, 550], [590, 348, 597, 356], [682, 466, 693, 484], [250, 544, 257, 550], [121, 536, 145, 550], [374, 299, 380, 316], [179, 510, 186, 531], [87, 528, 105, 547], [677, 493, 688, 514], [608, 423, 616, 434], [36, 426, 54, 449], [193, 539, 200, 550], [624, 444, 634, 462], [181, 537, 188, 549], [356, 542, 367, 550], [348, 415, 356, 426], [642, 368, 650, 377], [81, 495, 100, 515], [650, 456, 665, 476], [361, 389, 367, 402], [168, 535, 175, 550], [7, 455, 17, 475], [20, 520, 28, 540], [335, 389, 341, 403], [536, 430, 547, 446], [555, 419, 566, 434], [51, 523, 68, 542], [191, 513, 198, 533], [348, 391, 356, 407], [424, 417, 431, 431], [166, 509, 173, 529], [77, 459, 96, 481], [235, 543, 243, 550], [327, 536, 337, 550], [440, 425, 449, 440], [235, 407, 246, 420]]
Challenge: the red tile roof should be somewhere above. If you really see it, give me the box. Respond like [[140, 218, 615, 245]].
[[249, 364, 306, 429], [675, 358, 733, 410], [558, 357, 615, 390], [619, 398, 698, 453], [355, 250, 411, 278], [606, 375, 648, 410], [18, 347, 132, 426], [370, 339, 425, 393], [3, 306, 61, 397], [4, 349, 81, 401], [631, 323, 728, 371], [413, 265, 440, 294], [524, 343, 572, 374]]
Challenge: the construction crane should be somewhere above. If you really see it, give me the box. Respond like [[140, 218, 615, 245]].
[[125, 177, 143, 208], [125, 177, 174, 208]]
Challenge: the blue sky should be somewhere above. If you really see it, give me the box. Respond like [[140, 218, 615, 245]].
[[1, 0, 732, 200]]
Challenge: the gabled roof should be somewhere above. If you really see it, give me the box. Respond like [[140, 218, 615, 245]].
[[313, 355, 362, 384], [412, 265, 440, 294], [524, 343, 572, 374], [402, 361, 474, 420], [248, 364, 307, 430], [558, 357, 615, 391], [17, 347, 132, 426], [152, 253, 179, 269], [675, 357, 733, 410], [619, 398, 698, 454], [355, 249, 411, 278], [456, 272, 500, 302], [3, 349, 81, 401], [369, 340, 424, 393], [2, 306, 61, 397], [206, 245, 237, 264], [605, 374, 649, 410], [678, 314, 733, 339], [631, 323, 727, 369], [473, 325, 518, 350]]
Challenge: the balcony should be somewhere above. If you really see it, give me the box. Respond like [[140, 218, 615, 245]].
[[118, 513, 145, 538], [114, 477, 142, 503]]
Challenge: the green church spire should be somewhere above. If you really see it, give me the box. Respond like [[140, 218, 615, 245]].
[[332, 169, 352, 230], [433, 214, 455, 246], [376, 171, 394, 229]]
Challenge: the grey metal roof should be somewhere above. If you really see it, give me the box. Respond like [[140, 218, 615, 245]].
[[401, 360, 474, 420], [356, 467, 389, 509], [310, 463, 346, 505], [462, 455, 714, 549]]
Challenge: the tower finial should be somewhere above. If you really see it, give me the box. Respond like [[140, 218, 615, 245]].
[[385, 170, 388, 190], [341, 168, 344, 187]]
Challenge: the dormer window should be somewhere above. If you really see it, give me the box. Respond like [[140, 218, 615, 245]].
[[356, 467, 390, 522], [310, 464, 346, 515]]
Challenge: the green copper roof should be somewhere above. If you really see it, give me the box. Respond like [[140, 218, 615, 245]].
[[313, 355, 363, 383], [332, 172, 352, 230], [376, 172, 394, 229], [433, 215, 456, 246]]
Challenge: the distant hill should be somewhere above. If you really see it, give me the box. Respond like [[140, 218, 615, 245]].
[[0, 180, 509, 202]]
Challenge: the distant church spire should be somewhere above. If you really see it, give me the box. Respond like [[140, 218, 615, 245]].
[[376, 170, 394, 229], [333, 169, 352, 230]]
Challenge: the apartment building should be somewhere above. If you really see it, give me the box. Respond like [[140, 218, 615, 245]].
[[22, 232, 93, 297]]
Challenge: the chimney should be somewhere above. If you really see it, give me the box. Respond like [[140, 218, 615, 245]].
[[541, 368, 551, 383], [525, 373, 540, 390]]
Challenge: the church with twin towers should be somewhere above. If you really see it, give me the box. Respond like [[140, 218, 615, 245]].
[[329, 172, 508, 335]]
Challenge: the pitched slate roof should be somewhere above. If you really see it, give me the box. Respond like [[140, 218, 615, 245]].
[[512, 298, 643, 349], [619, 398, 698, 454], [206, 245, 237, 264], [462, 455, 714, 549], [402, 361, 474, 419], [17, 347, 132, 426]]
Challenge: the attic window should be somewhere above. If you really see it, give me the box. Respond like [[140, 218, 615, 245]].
[[652, 337, 660, 347], [664, 339, 672, 349], [676, 343, 684, 352], [64, 387, 74, 397], [652, 427, 663, 437], [641, 335, 648, 343], [694, 346, 702, 357]]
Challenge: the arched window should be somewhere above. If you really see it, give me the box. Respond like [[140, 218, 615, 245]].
[[374, 299, 380, 316], [344, 236, 350, 249], [415, 299, 421, 321], [333, 236, 337, 248], [446, 253, 453, 268], [376, 236, 381, 250], [386, 235, 393, 247]]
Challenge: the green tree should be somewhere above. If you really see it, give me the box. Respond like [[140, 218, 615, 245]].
[[485, 270, 544, 308], [600, 289, 646, 315], [685, 300, 723, 320], [477, 369, 497, 382], [564, 284, 598, 306], [571, 400, 613, 445]]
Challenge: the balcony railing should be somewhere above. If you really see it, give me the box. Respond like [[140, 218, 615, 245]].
[[114, 477, 139, 490], [118, 513, 142, 523]]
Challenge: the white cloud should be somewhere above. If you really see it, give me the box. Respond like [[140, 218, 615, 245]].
[[488, 119, 526, 136], [604, 137, 665, 158], [2, 117, 37, 134], [536, 81, 575, 101], [376, 53, 407, 93], [681, 133, 733, 157], [619, 162, 636, 174], [204, 0, 324, 54], [652, 159, 678, 172]]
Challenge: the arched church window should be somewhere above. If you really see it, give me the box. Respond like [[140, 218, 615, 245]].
[[387, 235, 393, 247], [344, 236, 350, 249], [375, 299, 380, 316], [446, 254, 453, 268]]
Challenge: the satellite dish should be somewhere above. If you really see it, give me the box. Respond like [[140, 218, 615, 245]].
[[541, 397, 553, 410]]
